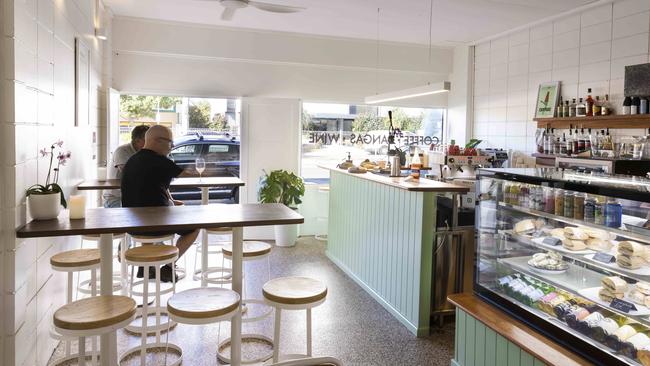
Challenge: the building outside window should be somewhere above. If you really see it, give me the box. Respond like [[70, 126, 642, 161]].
[[301, 102, 445, 182]]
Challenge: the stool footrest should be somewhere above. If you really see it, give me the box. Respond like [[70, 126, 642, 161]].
[[119, 342, 183, 366], [218, 334, 274, 364]]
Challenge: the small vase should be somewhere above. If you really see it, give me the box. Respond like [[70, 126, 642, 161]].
[[28, 192, 62, 220]]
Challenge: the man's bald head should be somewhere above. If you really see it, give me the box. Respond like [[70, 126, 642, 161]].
[[144, 125, 174, 155]]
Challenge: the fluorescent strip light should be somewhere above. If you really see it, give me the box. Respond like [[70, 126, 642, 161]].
[[364, 81, 450, 105]]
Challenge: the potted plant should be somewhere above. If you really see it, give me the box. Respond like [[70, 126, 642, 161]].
[[258, 170, 305, 247], [26, 140, 71, 220]]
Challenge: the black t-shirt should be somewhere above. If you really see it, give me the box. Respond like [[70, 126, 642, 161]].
[[121, 149, 183, 207]]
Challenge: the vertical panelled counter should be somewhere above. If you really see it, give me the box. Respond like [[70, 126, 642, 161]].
[[321, 166, 468, 336]]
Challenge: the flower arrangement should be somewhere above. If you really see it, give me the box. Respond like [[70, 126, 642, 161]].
[[26, 140, 71, 208]]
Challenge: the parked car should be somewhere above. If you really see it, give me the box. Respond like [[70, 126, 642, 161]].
[[169, 132, 240, 201]]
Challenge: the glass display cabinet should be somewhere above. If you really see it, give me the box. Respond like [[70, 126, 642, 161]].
[[475, 168, 650, 366]]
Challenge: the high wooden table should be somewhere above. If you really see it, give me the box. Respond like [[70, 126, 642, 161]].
[[16, 203, 303, 366], [78, 176, 246, 287]]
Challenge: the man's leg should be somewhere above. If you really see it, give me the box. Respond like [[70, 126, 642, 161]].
[[175, 229, 200, 258]]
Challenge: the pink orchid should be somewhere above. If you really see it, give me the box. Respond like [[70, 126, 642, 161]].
[[39, 148, 49, 157], [54, 140, 64, 147]]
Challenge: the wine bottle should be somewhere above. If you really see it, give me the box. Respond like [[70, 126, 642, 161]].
[[586, 88, 594, 117]]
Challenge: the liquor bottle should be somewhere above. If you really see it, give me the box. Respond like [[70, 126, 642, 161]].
[[632, 97, 640, 115], [623, 97, 632, 115], [554, 137, 561, 155], [410, 147, 422, 180], [561, 133, 568, 156], [578, 128, 586, 153], [573, 126, 579, 154], [576, 98, 587, 117], [563, 100, 570, 118], [604, 128, 613, 150], [543, 127, 550, 154], [557, 96, 563, 117], [593, 95, 602, 116], [569, 98, 577, 117], [601, 94, 611, 115], [585, 88, 594, 116], [586, 128, 592, 153]]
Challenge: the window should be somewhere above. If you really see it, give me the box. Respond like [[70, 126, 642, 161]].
[[301, 103, 445, 182], [170, 144, 202, 160], [206, 144, 239, 162]]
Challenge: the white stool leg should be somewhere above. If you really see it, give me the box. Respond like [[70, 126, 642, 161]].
[[307, 308, 312, 357], [155, 265, 161, 345], [78, 336, 86, 366], [141, 265, 149, 366], [66, 272, 73, 357], [120, 237, 129, 295], [91, 268, 98, 365], [273, 308, 281, 363]]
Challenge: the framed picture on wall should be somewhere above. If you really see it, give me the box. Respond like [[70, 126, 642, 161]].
[[534, 82, 560, 119], [75, 37, 90, 126]]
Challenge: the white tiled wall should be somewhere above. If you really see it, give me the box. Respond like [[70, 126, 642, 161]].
[[2, 0, 109, 365], [473, 0, 650, 153]]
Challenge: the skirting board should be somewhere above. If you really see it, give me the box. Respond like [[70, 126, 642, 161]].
[[326, 250, 429, 337]]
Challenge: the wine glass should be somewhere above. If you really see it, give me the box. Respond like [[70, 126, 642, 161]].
[[195, 157, 206, 181]]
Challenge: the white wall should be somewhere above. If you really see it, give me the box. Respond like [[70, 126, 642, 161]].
[[448, 45, 473, 145], [2, 0, 109, 364], [472, 0, 650, 153], [111, 17, 452, 107]]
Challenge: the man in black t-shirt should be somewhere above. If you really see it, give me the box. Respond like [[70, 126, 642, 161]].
[[121, 125, 199, 282]]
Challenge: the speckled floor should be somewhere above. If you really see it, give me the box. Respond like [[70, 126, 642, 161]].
[[49, 236, 454, 365]]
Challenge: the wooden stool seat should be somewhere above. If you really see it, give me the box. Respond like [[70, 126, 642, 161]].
[[125, 245, 178, 263], [222, 241, 272, 258], [263, 277, 327, 305], [54, 295, 136, 331], [206, 227, 232, 234], [168, 288, 240, 319], [50, 249, 101, 268]]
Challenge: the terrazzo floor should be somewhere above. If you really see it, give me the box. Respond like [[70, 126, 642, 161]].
[[49, 236, 455, 365]]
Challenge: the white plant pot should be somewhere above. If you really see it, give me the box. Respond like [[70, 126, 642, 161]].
[[28, 192, 61, 220], [274, 224, 298, 247]]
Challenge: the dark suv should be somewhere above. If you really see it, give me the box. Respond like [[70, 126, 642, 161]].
[[169, 132, 240, 201]]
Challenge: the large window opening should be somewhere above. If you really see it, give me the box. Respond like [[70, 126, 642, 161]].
[[301, 102, 445, 182], [117, 94, 241, 202]]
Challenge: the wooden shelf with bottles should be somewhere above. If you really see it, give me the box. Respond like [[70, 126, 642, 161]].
[[534, 114, 650, 129]]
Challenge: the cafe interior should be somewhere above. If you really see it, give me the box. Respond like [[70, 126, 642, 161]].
[[3, 0, 650, 365]]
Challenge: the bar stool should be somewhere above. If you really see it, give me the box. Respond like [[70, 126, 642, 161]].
[[263, 277, 328, 363], [49, 249, 101, 365], [120, 245, 182, 365], [129, 233, 186, 279], [164, 287, 241, 366], [193, 227, 233, 284], [78, 234, 126, 294], [315, 186, 329, 241], [218, 241, 274, 364], [53, 295, 136, 366]]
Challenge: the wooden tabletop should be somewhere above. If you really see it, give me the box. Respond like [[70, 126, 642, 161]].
[[16, 203, 304, 238], [447, 293, 592, 366], [321, 165, 469, 193], [77, 176, 245, 190]]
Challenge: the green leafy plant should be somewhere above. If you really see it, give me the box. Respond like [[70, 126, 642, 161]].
[[258, 170, 305, 208], [26, 140, 71, 208]]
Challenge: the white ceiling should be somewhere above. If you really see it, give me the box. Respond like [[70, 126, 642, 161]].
[[105, 0, 597, 45]]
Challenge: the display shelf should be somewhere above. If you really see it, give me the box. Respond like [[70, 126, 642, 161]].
[[504, 231, 650, 283], [534, 114, 650, 129], [499, 202, 650, 244], [499, 256, 650, 327]]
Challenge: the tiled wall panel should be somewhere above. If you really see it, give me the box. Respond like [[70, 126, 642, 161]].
[[473, 0, 650, 153]]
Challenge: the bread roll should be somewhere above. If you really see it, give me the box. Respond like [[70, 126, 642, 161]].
[[601, 276, 628, 293], [617, 254, 646, 270], [586, 238, 612, 252], [629, 289, 647, 305], [619, 241, 647, 257], [584, 228, 614, 240], [637, 281, 650, 296], [599, 288, 624, 302], [564, 227, 589, 240], [550, 228, 566, 240], [514, 219, 536, 234], [562, 239, 587, 251]]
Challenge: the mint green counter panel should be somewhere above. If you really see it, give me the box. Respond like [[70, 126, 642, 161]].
[[452, 308, 546, 366], [326, 170, 435, 336]]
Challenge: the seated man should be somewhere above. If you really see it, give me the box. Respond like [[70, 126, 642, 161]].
[[121, 125, 199, 282], [103, 125, 149, 208]]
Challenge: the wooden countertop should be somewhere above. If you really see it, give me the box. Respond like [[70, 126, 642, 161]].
[[321, 165, 469, 193], [77, 177, 245, 190], [16, 203, 303, 237], [448, 293, 591, 366]]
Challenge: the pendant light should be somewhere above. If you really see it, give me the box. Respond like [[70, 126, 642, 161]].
[[364, 0, 450, 105]]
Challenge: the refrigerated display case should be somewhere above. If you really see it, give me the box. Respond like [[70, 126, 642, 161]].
[[475, 168, 650, 366]]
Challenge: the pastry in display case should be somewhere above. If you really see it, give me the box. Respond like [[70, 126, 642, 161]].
[[475, 168, 650, 366]]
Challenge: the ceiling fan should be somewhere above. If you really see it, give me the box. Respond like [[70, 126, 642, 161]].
[[197, 0, 305, 21]]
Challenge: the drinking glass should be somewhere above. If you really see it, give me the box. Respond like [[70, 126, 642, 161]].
[[195, 158, 206, 181]]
